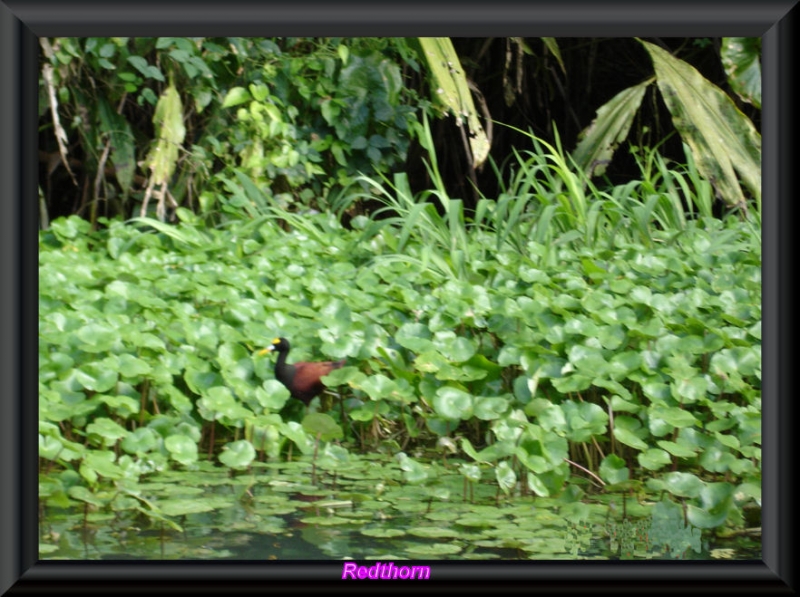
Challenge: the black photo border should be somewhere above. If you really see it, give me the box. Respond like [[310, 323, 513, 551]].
[[1, 0, 795, 592]]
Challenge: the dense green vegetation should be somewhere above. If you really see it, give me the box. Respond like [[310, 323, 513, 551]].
[[38, 36, 761, 559], [39, 37, 760, 224], [40, 139, 760, 544]]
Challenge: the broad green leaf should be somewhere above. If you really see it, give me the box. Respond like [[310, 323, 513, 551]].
[[75, 322, 118, 353], [118, 353, 152, 378], [649, 406, 700, 429], [159, 498, 219, 517], [68, 485, 106, 507], [495, 461, 517, 495], [433, 386, 473, 420], [396, 452, 428, 484], [721, 37, 761, 109], [571, 79, 651, 178], [640, 40, 761, 210], [473, 396, 510, 421], [526, 472, 550, 497], [255, 380, 290, 409], [74, 362, 119, 393], [395, 322, 433, 352], [567, 344, 608, 373], [657, 439, 698, 458], [613, 427, 648, 451], [81, 450, 124, 482], [358, 374, 398, 401], [459, 462, 481, 482], [433, 333, 477, 362], [39, 434, 64, 460], [97, 97, 136, 194], [120, 427, 159, 454], [146, 81, 186, 188], [302, 413, 344, 442], [686, 482, 735, 528], [165, 434, 199, 466], [613, 416, 649, 450], [537, 403, 568, 434], [599, 454, 629, 484], [221, 86, 251, 109], [417, 38, 489, 167], [218, 439, 256, 470], [460, 437, 483, 463], [662, 471, 705, 498], [638, 448, 672, 471], [86, 418, 128, 444], [563, 401, 608, 442]]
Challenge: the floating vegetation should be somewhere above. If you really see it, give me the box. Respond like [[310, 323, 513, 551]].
[[40, 456, 759, 560]]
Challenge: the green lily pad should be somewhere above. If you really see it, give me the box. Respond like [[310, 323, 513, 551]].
[[408, 527, 460, 539], [360, 528, 406, 538], [405, 542, 462, 556], [433, 387, 473, 420], [165, 434, 199, 466], [219, 440, 256, 470]]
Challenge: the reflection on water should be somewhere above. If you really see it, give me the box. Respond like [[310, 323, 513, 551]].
[[41, 499, 761, 561]]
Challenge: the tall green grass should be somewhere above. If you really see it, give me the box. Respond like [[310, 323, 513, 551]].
[[331, 118, 759, 281]]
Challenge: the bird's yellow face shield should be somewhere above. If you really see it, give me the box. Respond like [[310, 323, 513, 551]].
[[257, 338, 282, 356]]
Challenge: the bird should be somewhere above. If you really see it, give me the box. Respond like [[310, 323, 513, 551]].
[[259, 337, 346, 404]]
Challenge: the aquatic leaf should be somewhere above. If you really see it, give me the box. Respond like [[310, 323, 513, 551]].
[[302, 413, 344, 442], [612, 416, 649, 451], [405, 542, 462, 556], [75, 322, 119, 353], [396, 452, 428, 484], [473, 396, 510, 421], [559, 501, 590, 523], [638, 448, 672, 471], [67, 485, 107, 507], [80, 450, 124, 482], [433, 333, 477, 362], [86, 418, 128, 445], [219, 440, 256, 470], [698, 443, 737, 473], [395, 322, 433, 352], [359, 374, 398, 401], [120, 427, 159, 455], [433, 387, 473, 420], [408, 527, 460, 539], [458, 464, 481, 485], [526, 472, 550, 497], [686, 482, 735, 528], [165, 434, 199, 466], [159, 498, 220, 517], [202, 385, 252, 418], [655, 440, 696, 459], [662, 471, 705, 498], [361, 527, 406, 538], [649, 406, 700, 429], [118, 353, 153, 378], [563, 401, 608, 442], [599, 454, 629, 484], [495, 461, 517, 495]]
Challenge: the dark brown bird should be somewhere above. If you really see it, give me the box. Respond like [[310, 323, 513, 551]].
[[260, 337, 345, 404]]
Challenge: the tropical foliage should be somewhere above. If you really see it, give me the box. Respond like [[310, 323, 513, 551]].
[[38, 36, 761, 558]]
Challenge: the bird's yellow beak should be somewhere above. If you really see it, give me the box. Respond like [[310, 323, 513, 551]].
[[257, 339, 281, 356]]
